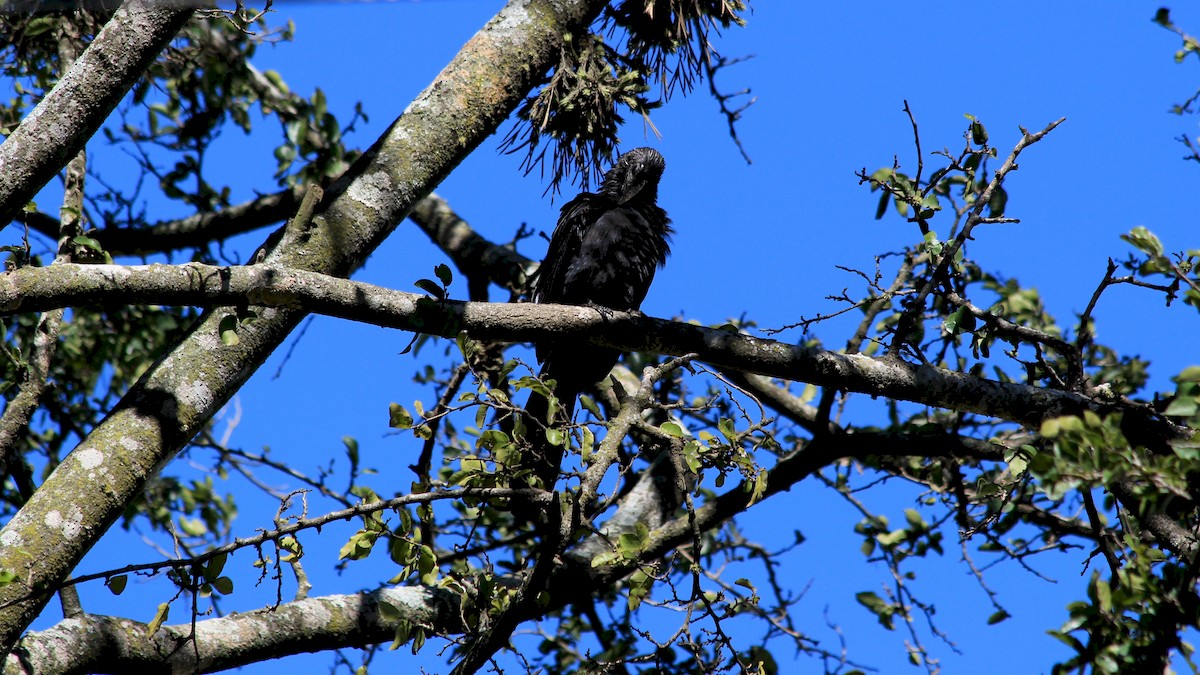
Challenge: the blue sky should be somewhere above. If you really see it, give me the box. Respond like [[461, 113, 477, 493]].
[[7, 1, 1200, 672]]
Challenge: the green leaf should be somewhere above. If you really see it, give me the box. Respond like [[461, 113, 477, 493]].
[[718, 418, 737, 442], [106, 575, 128, 595], [1163, 398, 1197, 417], [943, 307, 967, 334], [212, 576, 234, 595], [1007, 453, 1028, 477], [179, 517, 207, 537], [1176, 365, 1200, 382], [343, 436, 359, 463], [434, 263, 453, 287], [389, 403, 413, 429], [1121, 226, 1164, 257], [922, 231, 943, 257], [146, 602, 171, 635], [22, 16, 56, 36], [460, 455, 487, 474], [987, 609, 1011, 625], [580, 427, 595, 462], [1040, 417, 1062, 438], [417, 545, 437, 584], [377, 600, 402, 621], [855, 591, 894, 630], [1094, 575, 1113, 613], [411, 628, 426, 654], [876, 529, 907, 547], [204, 552, 228, 582], [580, 395, 602, 418], [390, 619, 411, 650], [71, 233, 103, 251], [903, 509, 924, 528], [219, 314, 239, 346], [618, 532, 642, 559], [660, 422, 683, 437], [413, 278, 444, 299], [970, 119, 988, 145], [874, 190, 890, 220], [591, 550, 620, 568], [987, 186, 1007, 217]]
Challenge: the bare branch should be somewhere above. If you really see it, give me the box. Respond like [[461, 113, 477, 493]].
[[3, 261, 1184, 446]]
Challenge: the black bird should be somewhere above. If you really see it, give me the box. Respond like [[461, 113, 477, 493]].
[[521, 147, 673, 497]]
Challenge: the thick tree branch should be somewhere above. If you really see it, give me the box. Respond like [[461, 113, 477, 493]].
[[97, 186, 306, 256], [1, 262, 1185, 445], [0, 0, 610, 652], [3, 587, 464, 675], [0, 0, 194, 229]]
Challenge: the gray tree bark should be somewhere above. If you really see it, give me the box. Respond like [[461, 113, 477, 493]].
[[0, 0, 611, 655], [0, 0, 194, 229]]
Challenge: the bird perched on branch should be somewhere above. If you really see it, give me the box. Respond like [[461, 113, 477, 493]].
[[520, 146, 673, 498]]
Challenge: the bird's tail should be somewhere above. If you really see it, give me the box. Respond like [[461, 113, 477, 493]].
[[520, 375, 578, 494]]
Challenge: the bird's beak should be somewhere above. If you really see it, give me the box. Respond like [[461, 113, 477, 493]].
[[616, 174, 649, 204]]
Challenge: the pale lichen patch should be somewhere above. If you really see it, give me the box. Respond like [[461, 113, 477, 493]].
[[345, 171, 393, 213], [0, 530, 22, 548], [75, 447, 103, 470], [44, 508, 84, 539], [178, 379, 214, 414], [195, 330, 221, 351]]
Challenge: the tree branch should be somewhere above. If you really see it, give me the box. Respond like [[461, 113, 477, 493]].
[[4, 587, 464, 675], [1, 261, 1185, 446], [0, 0, 194, 229], [0, 0, 611, 652]]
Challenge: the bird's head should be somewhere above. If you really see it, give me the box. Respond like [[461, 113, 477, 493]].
[[603, 147, 666, 205]]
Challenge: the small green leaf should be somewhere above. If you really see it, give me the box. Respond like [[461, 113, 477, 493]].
[[73, 235, 104, 253], [414, 279, 444, 299], [876, 529, 907, 547], [22, 16, 56, 36], [1175, 365, 1200, 382], [591, 550, 620, 567], [718, 418, 737, 442], [179, 517, 207, 537], [146, 602, 171, 635], [987, 186, 1007, 217], [204, 552, 228, 582], [218, 314, 239, 346], [970, 119, 988, 145], [389, 403, 413, 429], [434, 263, 453, 287], [579, 395, 601, 418], [378, 600, 402, 621], [987, 609, 1011, 625], [1040, 417, 1062, 438], [391, 619, 411, 650], [212, 576, 234, 595], [874, 190, 890, 220], [106, 575, 128, 595], [1164, 398, 1198, 417]]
